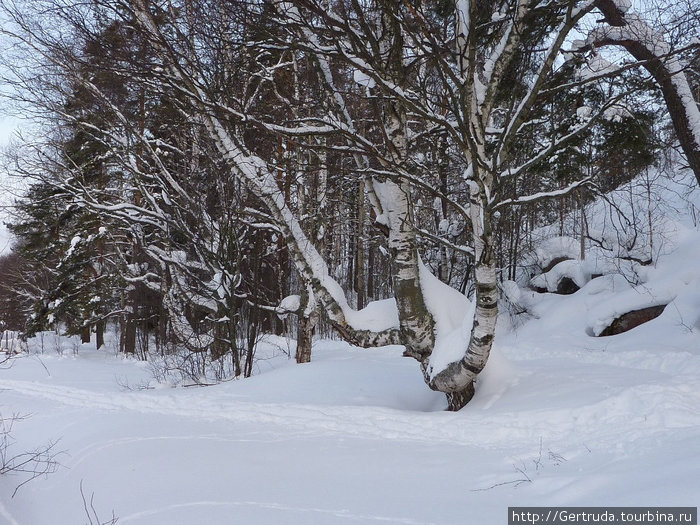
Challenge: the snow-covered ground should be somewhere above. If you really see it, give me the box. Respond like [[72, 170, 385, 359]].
[[1, 169, 699, 523], [2, 309, 699, 522]]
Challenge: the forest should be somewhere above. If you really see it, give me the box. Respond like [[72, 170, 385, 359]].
[[0, 1, 699, 523], [0, 0, 698, 410]]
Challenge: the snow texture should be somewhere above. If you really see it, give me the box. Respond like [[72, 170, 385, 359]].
[[1, 168, 700, 525], [525, 235, 580, 271], [613, 0, 632, 13], [344, 298, 399, 333], [352, 69, 375, 89], [578, 54, 616, 80]]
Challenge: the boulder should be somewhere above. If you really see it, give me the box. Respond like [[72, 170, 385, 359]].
[[598, 304, 667, 336], [556, 276, 580, 295]]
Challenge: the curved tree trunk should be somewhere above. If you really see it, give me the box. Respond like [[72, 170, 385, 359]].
[[428, 179, 498, 411], [593, 0, 700, 186], [383, 179, 436, 360], [446, 382, 476, 412]]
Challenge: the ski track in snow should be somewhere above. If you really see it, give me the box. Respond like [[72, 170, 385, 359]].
[[4, 345, 700, 454], [118, 500, 442, 525], [0, 500, 22, 525]]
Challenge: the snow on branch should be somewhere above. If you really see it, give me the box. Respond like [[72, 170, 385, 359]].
[[498, 92, 627, 183], [494, 177, 593, 210], [416, 228, 475, 258]]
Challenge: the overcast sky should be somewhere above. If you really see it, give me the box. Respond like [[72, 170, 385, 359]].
[[0, 18, 25, 255], [0, 113, 23, 255]]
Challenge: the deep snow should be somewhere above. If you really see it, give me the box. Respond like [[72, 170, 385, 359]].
[[2, 304, 698, 524], [1, 170, 700, 523]]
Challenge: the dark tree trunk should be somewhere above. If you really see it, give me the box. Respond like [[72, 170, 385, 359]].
[[594, 0, 700, 187], [245, 321, 256, 378], [355, 180, 366, 310], [122, 315, 136, 355], [211, 320, 228, 361], [96, 321, 105, 350], [80, 325, 91, 344], [367, 236, 375, 301]]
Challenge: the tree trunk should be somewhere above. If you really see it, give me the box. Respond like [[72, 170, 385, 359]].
[[313, 139, 329, 256], [384, 179, 435, 360], [428, 177, 498, 411], [355, 179, 367, 310], [80, 325, 91, 344], [231, 315, 242, 377], [296, 315, 313, 364], [375, 3, 436, 359], [446, 382, 476, 411], [122, 315, 136, 355], [593, 0, 700, 186], [96, 320, 104, 350], [367, 235, 375, 302], [244, 321, 255, 378], [211, 318, 228, 361], [431, 256, 498, 411], [437, 133, 450, 283], [296, 310, 317, 364], [579, 194, 586, 260]]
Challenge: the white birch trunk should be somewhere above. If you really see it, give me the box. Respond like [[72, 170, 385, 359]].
[[381, 178, 435, 360], [428, 175, 498, 410], [374, 1, 436, 360]]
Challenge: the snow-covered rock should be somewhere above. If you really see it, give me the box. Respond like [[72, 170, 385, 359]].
[[530, 258, 590, 294]]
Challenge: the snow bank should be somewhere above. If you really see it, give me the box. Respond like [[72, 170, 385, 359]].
[[524, 235, 580, 271], [518, 164, 700, 338], [419, 262, 476, 379]]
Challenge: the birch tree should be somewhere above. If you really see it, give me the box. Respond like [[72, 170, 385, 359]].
[[2, 0, 698, 409], [262, 0, 699, 408]]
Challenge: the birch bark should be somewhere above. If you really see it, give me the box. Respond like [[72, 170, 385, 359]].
[[375, 2, 436, 361]]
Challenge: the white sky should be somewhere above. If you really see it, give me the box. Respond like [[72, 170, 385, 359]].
[[0, 114, 23, 255], [0, 19, 24, 256]]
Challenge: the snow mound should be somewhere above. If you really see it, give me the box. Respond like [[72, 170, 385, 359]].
[[525, 236, 580, 271], [345, 298, 399, 333], [530, 258, 589, 293], [587, 285, 674, 336], [277, 294, 301, 318]]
